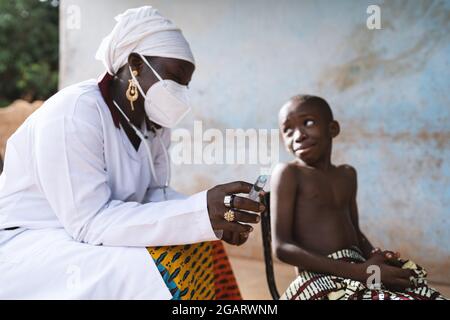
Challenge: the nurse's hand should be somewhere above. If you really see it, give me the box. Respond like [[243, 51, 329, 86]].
[[222, 230, 251, 246], [206, 181, 265, 245]]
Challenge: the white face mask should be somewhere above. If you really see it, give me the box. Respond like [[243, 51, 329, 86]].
[[129, 53, 192, 128]]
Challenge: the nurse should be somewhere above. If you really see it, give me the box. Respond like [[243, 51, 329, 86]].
[[0, 6, 263, 299]]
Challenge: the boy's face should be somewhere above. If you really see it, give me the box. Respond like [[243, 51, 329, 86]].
[[279, 100, 337, 166]]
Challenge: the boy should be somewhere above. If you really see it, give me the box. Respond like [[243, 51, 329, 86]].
[[271, 95, 446, 300]]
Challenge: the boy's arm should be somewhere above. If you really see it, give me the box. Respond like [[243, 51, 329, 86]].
[[347, 166, 375, 259], [270, 163, 366, 281]]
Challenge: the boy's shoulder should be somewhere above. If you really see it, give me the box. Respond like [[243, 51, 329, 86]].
[[336, 164, 357, 174], [270, 162, 301, 194], [272, 162, 296, 179], [271, 161, 308, 183], [335, 164, 358, 184], [273, 161, 303, 174]]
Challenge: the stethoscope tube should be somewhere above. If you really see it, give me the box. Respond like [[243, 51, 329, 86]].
[[113, 100, 170, 199]]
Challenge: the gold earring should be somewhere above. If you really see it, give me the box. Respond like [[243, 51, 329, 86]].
[[126, 70, 139, 111]]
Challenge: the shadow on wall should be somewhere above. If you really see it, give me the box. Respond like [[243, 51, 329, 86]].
[[0, 100, 43, 173]]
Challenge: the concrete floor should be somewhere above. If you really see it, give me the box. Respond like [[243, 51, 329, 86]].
[[229, 256, 450, 300]]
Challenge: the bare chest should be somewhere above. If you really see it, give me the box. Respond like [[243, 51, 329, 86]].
[[296, 171, 352, 211]]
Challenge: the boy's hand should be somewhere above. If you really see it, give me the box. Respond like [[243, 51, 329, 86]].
[[370, 248, 403, 267], [363, 252, 415, 291]]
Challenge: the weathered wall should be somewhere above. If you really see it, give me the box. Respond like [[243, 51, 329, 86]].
[[60, 0, 450, 283]]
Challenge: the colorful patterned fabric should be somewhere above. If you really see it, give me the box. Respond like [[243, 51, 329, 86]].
[[281, 247, 447, 300], [147, 241, 241, 300]]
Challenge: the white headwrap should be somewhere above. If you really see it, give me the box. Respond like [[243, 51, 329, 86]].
[[95, 6, 195, 75]]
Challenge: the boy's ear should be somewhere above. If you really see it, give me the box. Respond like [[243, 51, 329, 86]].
[[329, 120, 340, 138]]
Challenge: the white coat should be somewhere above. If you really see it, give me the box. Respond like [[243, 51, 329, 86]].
[[0, 79, 218, 299]]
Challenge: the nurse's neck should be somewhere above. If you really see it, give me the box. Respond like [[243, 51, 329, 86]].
[[109, 59, 160, 151], [110, 66, 147, 130]]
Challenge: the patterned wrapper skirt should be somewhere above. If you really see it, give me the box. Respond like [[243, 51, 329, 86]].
[[281, 246, 447, 300], [148, 240, 242, 300]]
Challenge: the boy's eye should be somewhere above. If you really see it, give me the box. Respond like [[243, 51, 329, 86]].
[[283, 127, 292, 135], [305, 120, 315, 127]]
